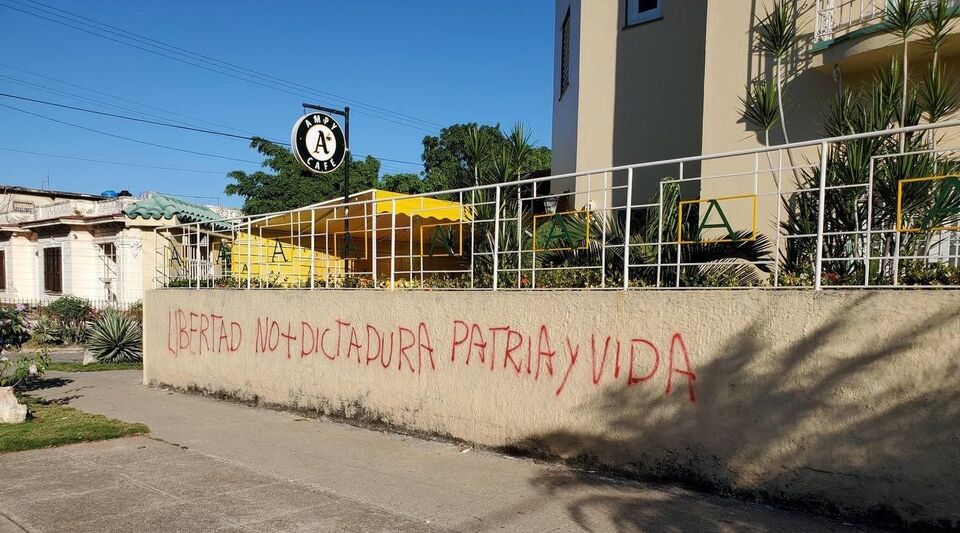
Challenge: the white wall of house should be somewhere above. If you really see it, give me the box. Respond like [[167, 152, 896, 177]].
[[0, 233, 37, 301], [0, 226, 147, 307]]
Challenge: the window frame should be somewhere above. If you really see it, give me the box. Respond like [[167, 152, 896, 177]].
[[43, 246, 63, 294], [625, 0, 662, 27], [0, 250, 6, 291]]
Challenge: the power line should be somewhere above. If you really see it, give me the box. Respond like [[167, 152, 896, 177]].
[[0, 0, 442, 133], [0, 146, 228, 175], [0, 101, 262, 164], [22, 0, 445, 129], [0, 62, 259, 136], [0, 91, 426, 168], [0, 72, 213, 132], [0, 92, 279, 143]]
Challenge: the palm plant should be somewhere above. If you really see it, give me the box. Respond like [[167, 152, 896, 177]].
[[781, 59, 960, 285], [884, 0, 925, 137], [755, 0, 799, 145], [923, 0, 958, 70], [463, 124, 492, 187], [87, 308, 143, 363], [507, 123, 534, 180], [741, 78, 781, 147]]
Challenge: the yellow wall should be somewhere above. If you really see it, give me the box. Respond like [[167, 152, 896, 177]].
[[231, 232, 342, 286]]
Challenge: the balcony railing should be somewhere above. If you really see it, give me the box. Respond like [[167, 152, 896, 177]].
[[34, 197, 137, 221], [815, 0, 960, 42]]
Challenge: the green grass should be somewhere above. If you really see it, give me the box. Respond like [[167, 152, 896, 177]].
[[47, 362, 142, 372], [0, 396, 148, 453]]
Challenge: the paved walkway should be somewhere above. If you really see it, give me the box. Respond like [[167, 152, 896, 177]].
[[1, 371, 879, 532]]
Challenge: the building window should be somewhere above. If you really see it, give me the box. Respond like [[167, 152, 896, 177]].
[[560, 8, 570, 99], [0, 251, 6, 291], [43, 247, 62, 294], [12, 201, 33, 213], [626, 0, 662, 27]]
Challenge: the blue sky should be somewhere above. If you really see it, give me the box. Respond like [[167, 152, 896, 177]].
[[0, 1, 554, 207]]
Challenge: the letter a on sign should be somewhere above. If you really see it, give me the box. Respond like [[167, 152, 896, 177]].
[[271, 241, 288, 263], [696, 200, 737, 242]]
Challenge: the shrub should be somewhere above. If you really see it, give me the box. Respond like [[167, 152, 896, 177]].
[[87, 308, 143, 363], [127, 300, 143, 323], [0, 307, 49, 388], [31, 317, 62, 345], [47, 296, 93, 344]]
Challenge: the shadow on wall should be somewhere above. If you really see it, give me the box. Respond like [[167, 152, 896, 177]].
[[495, 293, 960, 530]]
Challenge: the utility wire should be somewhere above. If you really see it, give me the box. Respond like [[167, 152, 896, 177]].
[[0, 92, 425, 167], [0, 72, 213, 132], [19, 0, 444, 129], [0, 62, 259, 136], [0, 146, 228, 174], [0, 0, 442, 133], [0, 101, 262, 164], [0, 92, 279, 143]]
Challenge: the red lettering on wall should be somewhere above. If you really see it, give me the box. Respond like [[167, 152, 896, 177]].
[[555, 338, 581, 396], [366, 325, 383, 366], [451, 320, 469, 362], [665, 333, 697, 403], [628, 338, 659, 386], [418, 322, 436, 371]]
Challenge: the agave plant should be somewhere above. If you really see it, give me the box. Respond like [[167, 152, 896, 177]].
[[88, 308, 143, 363]]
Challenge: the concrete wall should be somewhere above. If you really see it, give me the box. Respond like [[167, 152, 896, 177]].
[[144, 289, 960, 527]]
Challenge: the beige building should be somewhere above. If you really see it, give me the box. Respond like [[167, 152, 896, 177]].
[[552, 0, 960, 215]]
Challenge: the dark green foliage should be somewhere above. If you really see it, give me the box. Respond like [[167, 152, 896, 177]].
[[422, 123, 551, 190], [47, 295, 93, 344], [0, 307, 48, 388], [225, 137, 380, 215], [779, 59, 960, 285]]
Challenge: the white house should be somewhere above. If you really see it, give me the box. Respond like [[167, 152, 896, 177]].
[[0, 186, 229, 308]]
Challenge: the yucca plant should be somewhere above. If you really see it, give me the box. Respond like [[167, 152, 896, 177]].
[[463, 124, 492, 187], [755, 0, 799, 145], [885, 0, 925, 137], [87, 308, 143, 363], [741, 78, 781, 147], [923, 0, 958, 69]]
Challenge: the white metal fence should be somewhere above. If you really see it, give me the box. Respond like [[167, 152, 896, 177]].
[[154, 122, 960, 291]]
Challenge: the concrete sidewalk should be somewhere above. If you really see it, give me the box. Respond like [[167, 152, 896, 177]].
[[1, 370, 878, 532]]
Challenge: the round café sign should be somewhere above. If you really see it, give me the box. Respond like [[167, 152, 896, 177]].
[[291, 112, 346, 174]]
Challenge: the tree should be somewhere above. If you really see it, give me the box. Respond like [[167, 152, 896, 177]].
[[378, 173, 431, 195], [225, 138, 380, 215], [422, 123, 551, 189]]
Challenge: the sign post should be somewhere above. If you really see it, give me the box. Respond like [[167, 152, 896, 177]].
[[292, 104, 352, 269]]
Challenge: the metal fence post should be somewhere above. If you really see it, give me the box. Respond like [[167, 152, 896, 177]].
[[246, 219, 252, 290], [310, 209, 316, 289], [195, 223, 201, 290], [492, 186, 502, 291], [623, 167, 634, 290], [390, 199, 397, 290], [814, 141, 829, 290]]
